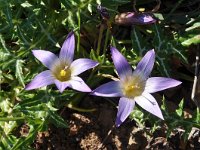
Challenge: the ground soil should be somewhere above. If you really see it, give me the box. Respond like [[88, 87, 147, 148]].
[[31, 92, 200, 150]]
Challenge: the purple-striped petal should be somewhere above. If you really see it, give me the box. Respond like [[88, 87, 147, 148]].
[[68, 76, 91, 92], [116, 97, 135, 127], [134, 49, 155, 78], [54, 80, 70, 93], [142, 14, 156, 24], [32, 50, 59, 69], [70, 58, 99, 76], [111, 47, 132, 78], [145, 77, 182, 93], [135, 92, 164, 120], [92, 81, 122, 97], [59, 32, 75, 64], [115, 12, 156, 26], [25, 70, 54, 90]]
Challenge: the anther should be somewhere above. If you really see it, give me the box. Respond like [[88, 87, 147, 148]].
[[64, 66, 68, 71]]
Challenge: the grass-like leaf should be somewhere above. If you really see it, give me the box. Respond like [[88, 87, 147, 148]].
[[49, 110, 68, 128], [15, 59, 25, 87]]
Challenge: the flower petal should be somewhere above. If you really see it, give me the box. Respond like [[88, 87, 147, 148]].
[[142, 14, 156, 24], [59, 32, 75, 64], [111, 47, 132, 78], [134, 49, 155, 78], [135, 92, 164, 120], [69, 76, 91, 92], [32, 50, 59, 69], [92, 81, 122, 97], [70, 58, 99, 76], [115, 12, 156, 26], [116, 97, 135, 127], [145, 77, 182, 93], [25, 70, 54, 90], [54, 80, 70, 93]]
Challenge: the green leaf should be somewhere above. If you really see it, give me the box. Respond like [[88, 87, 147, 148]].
[[16, 26, 31, 46], [15, 59, 25, 87], [153, 13, 164, 20], [129, 106, 145, 127], [183, 125, 192, 141], [21, 2, 33, 8], [176, 99, 184, 117], [87, 3, 92, 14], [90, 49, 98, 61], [186, 22, 200, 32], [181, 35, 200, 46], [15, 98, 42, 108], [0, 98, 13, 113], [131, 27, 144, 55], [194, 108, 200, 123], [2, 3, 13, 27], [0, 34, 9, 53], [0, 127, 17, 150], [0, 51, 11, 63], [161, 96, 168, 116], [48, 111, 68, 128]]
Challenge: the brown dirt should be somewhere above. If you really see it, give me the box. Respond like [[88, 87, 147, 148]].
[[30, 94, 200, 150]]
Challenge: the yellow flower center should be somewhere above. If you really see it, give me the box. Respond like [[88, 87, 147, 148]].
[[60, 69, 67, 77], [120, 74, 145, 98], [56, 66, 71, 81], [51, 60, 71, 82]]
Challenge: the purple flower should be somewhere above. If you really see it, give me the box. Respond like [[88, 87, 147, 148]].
[[115, 12, 156, 26], [25, 32, 99, 93], [92, 47, 181, 127]]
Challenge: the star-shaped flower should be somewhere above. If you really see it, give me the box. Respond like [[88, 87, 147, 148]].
[[92, 47, 181, 127], [25, 32, 99, 93]]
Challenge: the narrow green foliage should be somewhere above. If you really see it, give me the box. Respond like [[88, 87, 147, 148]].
[[175, 99, 184, 117], [49, 111, 68, 128], [129, 106, 145, 128], [180, 17, 200, 46], [15, 59, 25, 87], [161, 97, 200, 140]]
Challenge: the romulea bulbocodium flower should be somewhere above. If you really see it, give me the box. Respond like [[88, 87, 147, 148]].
[[92, 47, 181, 127], [25, 32, 99, 93]]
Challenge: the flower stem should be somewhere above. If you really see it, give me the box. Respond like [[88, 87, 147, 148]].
[[102, 28, 110, 63], [97, 24, 104, 56], [66, 103, 96, 112], [0, 117, 25, 121], [76, 9, 81, 54]]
